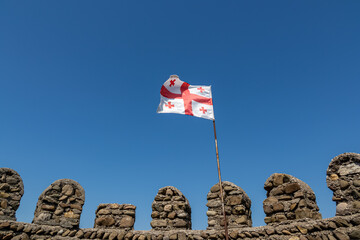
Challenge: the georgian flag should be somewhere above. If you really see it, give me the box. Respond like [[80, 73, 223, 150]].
[[157, 75, 215, 120]]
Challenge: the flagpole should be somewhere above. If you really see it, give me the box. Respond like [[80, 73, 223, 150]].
[[212, 119, 229, 240]]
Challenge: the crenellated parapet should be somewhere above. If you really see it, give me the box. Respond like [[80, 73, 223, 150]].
[[0, 168, 24, 221], [0, 152, 360, 239], [207, 181, 252, 229], [32, 179, 85, 228], [150, 186, 192, 230], [263, 173, 322, 224], [327, 152, 360, 216], [94, 203, 136, 230]]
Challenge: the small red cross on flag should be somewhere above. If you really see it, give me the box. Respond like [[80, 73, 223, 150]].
[[165, 101, 174, 109], [157, 75, 215, 120]]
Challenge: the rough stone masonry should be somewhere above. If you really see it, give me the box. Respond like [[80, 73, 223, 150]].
[[327, 152, 360, 216], [207, 181, 252, 229], [263, 173, 322, 224], [94, 203, 136, 230], [151, 186, 192, 230], [0, 168, 24, 221], [32, 179, 85, 228], [0, 152, 360, 240]]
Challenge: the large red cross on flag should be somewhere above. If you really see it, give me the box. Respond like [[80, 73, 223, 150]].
[[157, 75, 215, 120]]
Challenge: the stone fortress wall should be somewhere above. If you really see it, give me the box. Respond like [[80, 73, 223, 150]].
[[0, 153, 360, 240]]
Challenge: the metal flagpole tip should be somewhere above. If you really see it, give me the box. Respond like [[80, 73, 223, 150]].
[[169, 74, 179, 79]]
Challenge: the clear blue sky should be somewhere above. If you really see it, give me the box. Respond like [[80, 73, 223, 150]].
[[1, 1, 360, 230]]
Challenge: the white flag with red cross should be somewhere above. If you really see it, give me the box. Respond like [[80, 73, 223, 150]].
[[157, 75, 215, 120]]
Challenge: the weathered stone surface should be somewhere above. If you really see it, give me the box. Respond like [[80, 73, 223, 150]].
[[0, 168, 24, 221], [41, 204, 55, 211], [263, 173, 321, 224], [173, 219, 187, 227], [297, 225, 308, 234], [95, 216, 116, 226], [273, 173, 284, 186], [235, 215, 247, 224], [208, 220, 216, 225], [169, 233, 177, 240], [168, 212, 176, 219], [94, 203, 136, 229], [284, 183, 301, 194], [337, 202, 349, 216], [206, 200, 222, 208], [207, 181, 252, 230], [62, 185, 74, 196], [151, 211, 160, 218], [227, 196, 242, 206], [327, 153, 360, 216], [330, 174, 339, 181], [120, 216, 135, 228], [206, 211, 217, 216], [164, 204, 172, 212], [354, 180, 360, 187], [150, 219, 167, 228], [151, 186, 191, 230], [210, 185, 220, 193], [32, 179, 85, 228], [333, 231, 350, 240], [349, 229, 360, 239], [64, 210, 79, 219], [1, 200, 7, 209]]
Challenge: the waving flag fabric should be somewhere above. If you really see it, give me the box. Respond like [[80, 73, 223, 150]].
[[157, 75, 214, 120]]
